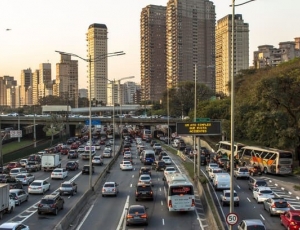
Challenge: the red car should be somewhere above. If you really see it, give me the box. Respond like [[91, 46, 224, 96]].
[[280, 210, 300, 229], [6, 162, 22, 170], [70, 142, 79, 149], [100, 140, 105, 145]]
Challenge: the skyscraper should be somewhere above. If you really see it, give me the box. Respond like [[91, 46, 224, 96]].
[[166, 0, 216, 90], [32, 70, 39, 105], [56, 54, 79, 108], [86, 23, 108, 104], [38, 63, 52, 99], [140, 5, 166, 102], [215, 14, 249, 96], [20, 68, 32, 106]]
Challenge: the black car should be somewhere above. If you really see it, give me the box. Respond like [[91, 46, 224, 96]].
[[126, 205, 148, 226], [184, 146, 193, 155], [124, 142, 131, 148], [82, 165, 94, 174], [200, 155, 208, 166], [153, 161, 166, 171], [150, 140, 157, 147], [177, 142, 187, 151], [66, 161, 79, 171], [158, 151, 168, 160], [38, 193, 64, 215], [135, 184, 153, 201], [139, 167, 152, 176]]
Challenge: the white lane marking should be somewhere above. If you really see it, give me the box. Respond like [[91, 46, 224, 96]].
[[161, 201, 163, 206], [117, 195, 130, 230], [76, 204, 94, 230], [247, 197, 251, 202], [162, 218, 165, 225], [159, 187, 161, 192], [130, 184, 132, 187], [132, 175, 134, 178], [260, 214, 265, 220]]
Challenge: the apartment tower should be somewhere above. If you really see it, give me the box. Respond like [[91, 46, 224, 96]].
[[20, 68, 32, 106], [215, 14, 249, 96], [140, 5, 166, 102], [86, 23, 108, 104], [166, 0, 216, 90], [32, 70, 39, 105], [38, 63, 52, 99], [56, 54, 79, 108]]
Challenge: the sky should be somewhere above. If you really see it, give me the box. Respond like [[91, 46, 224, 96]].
[[0, 0, 299, 89]]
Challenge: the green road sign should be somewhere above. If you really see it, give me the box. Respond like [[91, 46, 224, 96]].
[[194, 118, 210, 122]]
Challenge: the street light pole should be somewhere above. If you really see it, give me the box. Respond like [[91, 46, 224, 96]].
[[194, 64, 197, 177], [112, 79, 115, 157], [55, 50, 125, 191]]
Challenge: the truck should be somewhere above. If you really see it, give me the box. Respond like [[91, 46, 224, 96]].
[[0, 184, 15, 219], [234, 167, 250, 179], [26, 161, 41, 172], [42, 154, 61, 171]]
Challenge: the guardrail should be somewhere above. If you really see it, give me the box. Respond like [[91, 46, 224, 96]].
[[54, 142, 123, 230]]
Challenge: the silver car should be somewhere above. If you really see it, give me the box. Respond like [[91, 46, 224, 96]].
[[102, 182, 119, 197], [263, 197, 290, 216], [15, 173, 35, 185], [9, 189, 29, 205]]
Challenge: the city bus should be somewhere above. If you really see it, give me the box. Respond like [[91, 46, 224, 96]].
[[238, 146, 293, 175], [163, 173, 195, 212], [216, 141, 245, 159], [142, 129, 152, 140]]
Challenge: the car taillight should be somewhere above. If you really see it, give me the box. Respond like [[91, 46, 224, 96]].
[[127, 215, 133, 219], [192, 199, 195, 207], [102, 189, 106, 192], [38, 204, 43, 207], [51, 204, 56, 208], [168, 200, 172, 208], [290, 221, 297, 226], [271, 204, 276, 208], [112, 189, 115, 191], [141, 214, 147, 218], [150, 191, 153, 194], [14, 196, 18, 200]]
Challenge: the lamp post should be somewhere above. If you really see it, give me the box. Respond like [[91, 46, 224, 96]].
[[167, 79, 172, 146], [55, 50, 125, 191], [229, 1, 254, 229]]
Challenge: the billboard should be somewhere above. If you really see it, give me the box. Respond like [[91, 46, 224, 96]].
[[176, 122, 221, 135]]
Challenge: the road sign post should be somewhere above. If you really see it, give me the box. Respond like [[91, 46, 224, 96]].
[[226, 212, 238, 225]]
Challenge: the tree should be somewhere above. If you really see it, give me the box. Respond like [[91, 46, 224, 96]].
[[43, 114, 65, 145]]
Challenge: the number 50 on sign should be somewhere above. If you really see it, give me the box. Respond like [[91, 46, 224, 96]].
[[226, 213, 238, 225]]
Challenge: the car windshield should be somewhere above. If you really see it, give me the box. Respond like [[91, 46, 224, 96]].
[[41, 199, 54, 204]]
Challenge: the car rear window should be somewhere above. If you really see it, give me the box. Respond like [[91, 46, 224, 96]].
[[16, 175, 26, 178], [41, 199, 55, 204], [158, 162, 165, 166], [137, 186, 151, 192], [61, 184, 72, 188], [256, 181, 267, 186], [31, 182, 41, 186], [129, 207, 144, 214], [239, 168, 248, 172], [275, 201, 288, 208], [292, 215, 300, 221], [247, 226, 265, 230], [104, 184, 114, 187]]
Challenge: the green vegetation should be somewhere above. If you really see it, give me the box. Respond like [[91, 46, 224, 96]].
[[2, 140, 33, 155]]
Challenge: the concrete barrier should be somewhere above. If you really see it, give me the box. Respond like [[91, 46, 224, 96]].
[[177, 150, 187, 161], [54, 142, 123, 230]]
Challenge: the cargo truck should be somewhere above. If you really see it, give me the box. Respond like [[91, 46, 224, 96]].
[[0, 184, 15, 219], [42, 154, 61, 171]]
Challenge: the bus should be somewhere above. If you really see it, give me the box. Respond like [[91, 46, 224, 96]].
[[163, 173, 195, 212], [238, 146, 293, 175], [216, 141, 245, 159], [142, 129, 152, 140]]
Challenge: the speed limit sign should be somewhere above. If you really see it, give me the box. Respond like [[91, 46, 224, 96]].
[[226, 212, 238, 225]]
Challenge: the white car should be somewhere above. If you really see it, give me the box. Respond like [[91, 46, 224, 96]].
[[51, 168, 68, 180], [208, 168, 223, 181], [109, 139, 114, 145], [19, 159, 28, 167], [9, 168, 27, 178], [95, 144, 101, 150], [92, 156, 103, 166], [103, 149, 112, 158], [253, 187, 275, 203], [0, 222, 30, 230], [206, 162, 219, 172], [162, 156, 172, 165], [120, 161, 133, 171], [164, 166, 176, 175], [102, 182, 119, 197], [138, 174, 152, 186], [28, 179, 50, 194], [124, 152, 132, 158], [15, 173, 35, 185]]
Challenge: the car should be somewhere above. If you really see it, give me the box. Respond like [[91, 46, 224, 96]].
[[108, 139, 114, 145], [135, 183, 153, 201], [59, 181, 77, 196], [177, 142, 186, 151], [37, 193, 64, 215], [0, 174, 16, 183], [139, 167, 151, 176], [162, 156, 172, 165], [0, 222, 30, 230], [206, 163, 219, 172], [103, 149, 112, 158], [126, 205, 148, 226], [217, 157, 230, 168], [248, 177, 268, 191], [280, 210, 300, 229], [95, 143, 101, 150], [150, 140, 157, 147], [124, 152, 132, 158], [208, 168, 223, 181], [92, 156, 103, 166], [120, 161, 133, 171], [220, 190, 239, 207], [163, 166, 177, 179], [253, 187, 275, 203], [138, 174, 152, 186], [153, 143, 162, 151], [100, 139, 105, 145], [66, 161, 79, 171], [184, 146, 193, 155], [15, 173, 35, 185], [28, 154, 41, 163], [19, 159, 28, 167], [28, 179, 50, 194], [102, 182, 119, 197], [263, 197, 290, 216], [9, 189, 29, 205], [6, 162, 22, 170], [82, 165, 94, 174], [70, 142, 79, 149], [68, 150, 78, 159], [158, 151, 168, 159], [124, 141, 131, 148], [51, 168, 68, 180], [153, 160, 166, 171], [9, 168, 27, 178], [60, 147, 70, 155], [25, 161, 41, 172], [237, 219, 266, 230]]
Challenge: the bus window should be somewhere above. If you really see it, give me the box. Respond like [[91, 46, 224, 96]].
[[279, 152, 293, 158]]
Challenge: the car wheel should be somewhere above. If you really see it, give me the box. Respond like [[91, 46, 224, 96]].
[[256, 198, 259, 203], [38, 211, 42, 215], [135, 198, 138, 201], [102, 194, 104, 197], [8, 206, 13, 214], [222, 201, 225, 207], [60, 192, 63, 196], [42, 189, 45, 195], [26, 196, 28, 202], [126, 222, 130, 226], [61, 205, 64, 210], [71, 191, 74, 196], [269, 209, 273, 216]]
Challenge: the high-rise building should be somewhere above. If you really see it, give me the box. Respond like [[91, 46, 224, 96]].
[[56, 54, 79, 108], [107, 82, 119, 106], [123, 81, 140, 104], [0, 76, 17, 107], [38, 63, 52, 99], [32, 70, 39, 105], [166, 0, 216, 90], [140, 5, 166, 102], [78, 88, 88, 98], [215, 14, 249, 96], [87, 23, 108, 104], [20, 68, 32, 106]]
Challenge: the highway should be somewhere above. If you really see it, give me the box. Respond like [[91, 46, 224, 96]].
[[69, 141, 204, 230], [0, 141, 119, 229]]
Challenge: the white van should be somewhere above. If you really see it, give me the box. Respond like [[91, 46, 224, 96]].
[[213, 173, 230, 190]]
